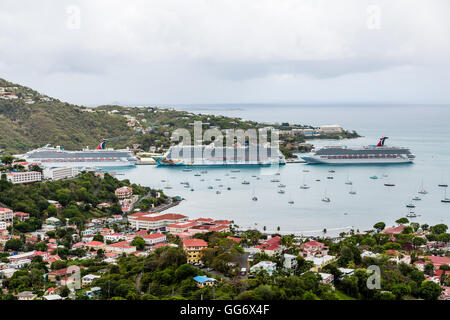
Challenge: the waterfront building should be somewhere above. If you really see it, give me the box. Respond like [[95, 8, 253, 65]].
[[105, 241, 137, 254], [6, 171, 42, 184], [182, 238, 208, 263], [319, 124, 343, 134], [43, 166, 78, 181], [142, 233, 167, 246], [128, 211, 188, 230]]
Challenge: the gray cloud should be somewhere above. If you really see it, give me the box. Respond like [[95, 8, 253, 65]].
[[0, 0, 449, 104]]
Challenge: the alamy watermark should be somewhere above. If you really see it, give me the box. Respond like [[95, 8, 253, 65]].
[[66, 5, 81, 30], [170, 121, 282, 175]]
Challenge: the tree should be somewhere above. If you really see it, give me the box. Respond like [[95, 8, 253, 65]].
[[391, 283, 411, 300], [132, 237, 146, 250], [395, 218, 409, 225], [175, 264, 198, 281], [1, 155, 15, 166], [419, 281, 443, 300], [373, 222, 386, 233], [424, 263, 434, 276], [5, 238, 24, 251], [431, 224, 448, 235], [93, 234, 104, 242]]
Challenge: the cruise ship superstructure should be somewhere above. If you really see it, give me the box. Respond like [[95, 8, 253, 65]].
[[154, 144, 286, 166], [301, 137, 415, 164], [23, 140, 137, 168]]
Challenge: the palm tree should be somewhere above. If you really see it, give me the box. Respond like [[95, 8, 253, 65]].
[[277, 226, 280, 232], [322, 228, 327, 237]]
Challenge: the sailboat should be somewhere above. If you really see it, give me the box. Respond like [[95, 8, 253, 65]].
[[441, 188, 450, 203], [288, 192, 294, 204], [438, 172, 448, 187], [252, 189, 258, 201], [345, 172, 352, 185], [349, 185, 356, 195], [322, 189, 331, 202], [300, 175, 310, 189], [164, 179, 172, 189], [418, 179, 428, 194]]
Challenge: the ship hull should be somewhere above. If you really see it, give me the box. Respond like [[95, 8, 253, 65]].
[[301, 156, 413, 165], [25, 159, 136, 168]]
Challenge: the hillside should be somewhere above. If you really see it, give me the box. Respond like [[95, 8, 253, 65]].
[[0, 78, 134, 154], [0, 78, 358, 156]]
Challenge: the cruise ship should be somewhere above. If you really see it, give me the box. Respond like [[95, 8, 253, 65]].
[[23, 140, 137, 167], [154, 144, 286, 166], [301, 137, 415, 164]]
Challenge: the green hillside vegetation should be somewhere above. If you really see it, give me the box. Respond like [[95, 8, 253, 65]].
[[0, 78, 134, 154], [0, 171, 166, 232]]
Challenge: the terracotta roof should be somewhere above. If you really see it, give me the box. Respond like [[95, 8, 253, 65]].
[[382, 225, 406, 234], [142, 233, 165, 239], [128, 212, 187, 222], [85, 241, 104, 246], [182, 239, 208, 247]]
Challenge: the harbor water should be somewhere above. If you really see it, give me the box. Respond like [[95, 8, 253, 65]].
[[107, 104, 450, 236]]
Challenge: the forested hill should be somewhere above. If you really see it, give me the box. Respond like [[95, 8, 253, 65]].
[[0, 78, 134, 154]]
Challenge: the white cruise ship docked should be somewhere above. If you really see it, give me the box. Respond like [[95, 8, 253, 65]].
[[301, 137, 415, 164], [154, 143, 286, 166], [23, 140, 137, 168]]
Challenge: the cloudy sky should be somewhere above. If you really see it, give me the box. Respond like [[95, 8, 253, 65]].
[[1, 0, 449, 106]]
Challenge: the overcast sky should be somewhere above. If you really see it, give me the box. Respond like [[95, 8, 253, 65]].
[[1, 0, 449, 106]]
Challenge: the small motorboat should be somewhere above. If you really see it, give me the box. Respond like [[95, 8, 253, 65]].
[[322, 197, 331, 203], [327, 176, 334, 179], [370, 176, 378, 180], [406, 203, 415, 208], [300, 184, 310, 189], [190, 188, 194, 191], [270, 179, 280, 182], [242, 181, 250, 185], [252, 196, 258, 201], [329, 170, 335, 173], [227, 187, 231, 190], [349, 190, 356, 195], [412, 196, 421, 201], [384, 183, 395, 187], [194, 173, 201, 177], [207, 186, 213, 189], [315, 179, 321, 182], [216, 190, 221, 194], [288, 200, 294, 204], [406, 211, 417, 218], [278, 184, 286, 188], [345, 181, 353, 185], [438, 184, 448, 187], [278, 189, 285, 194]]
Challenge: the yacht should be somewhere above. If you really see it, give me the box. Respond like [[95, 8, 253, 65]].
[[406, 211, 417, 218]]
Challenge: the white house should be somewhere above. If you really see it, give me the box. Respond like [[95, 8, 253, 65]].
[[250, 261, 277, 276]]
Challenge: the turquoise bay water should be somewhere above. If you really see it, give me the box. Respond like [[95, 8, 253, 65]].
[[109, 105, 450, 236]]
